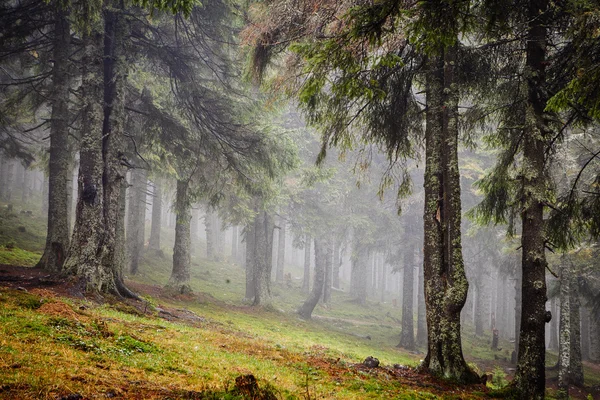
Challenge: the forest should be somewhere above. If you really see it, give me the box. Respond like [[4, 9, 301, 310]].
[[0, 0, 599, 399]]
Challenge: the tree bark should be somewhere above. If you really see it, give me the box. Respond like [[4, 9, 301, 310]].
[[63, 16, 109, 291], [63, 4, 133, 298], [558, 265, 571, 398], [398, 247, 415, 350], [568, 272, 584, 386], [167, 179, 192, 293], [37, 4, 71, 272], [148, 178, 162, 251], [421, 49, 477, 383], [298, 237, 329, 319], [513, 1, 551, 397]]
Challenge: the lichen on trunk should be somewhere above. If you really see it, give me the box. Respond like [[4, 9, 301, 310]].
[[421, 49, 477, 383]]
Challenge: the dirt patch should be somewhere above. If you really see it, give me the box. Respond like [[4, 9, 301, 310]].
[[38, 301, 85, 321], [0, 264, 80, 298]]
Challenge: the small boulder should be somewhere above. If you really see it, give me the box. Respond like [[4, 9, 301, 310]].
[[363, 356, 379, 368]]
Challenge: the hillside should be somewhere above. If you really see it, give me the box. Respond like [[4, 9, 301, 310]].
[[0, 205, 599, 399]]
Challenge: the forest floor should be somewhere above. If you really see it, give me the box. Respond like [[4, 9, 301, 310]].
[[0, 263, 599, 399]]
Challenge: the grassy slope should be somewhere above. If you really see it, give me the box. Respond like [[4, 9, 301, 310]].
[[0, 205, 599, 399]]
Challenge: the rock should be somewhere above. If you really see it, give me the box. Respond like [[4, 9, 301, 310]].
[[363, 356, 379, 368], [59, 394, 83, 400]]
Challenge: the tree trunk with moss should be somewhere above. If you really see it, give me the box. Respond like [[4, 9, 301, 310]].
[[421, 49, 477, 383], [569, 278, 584, 386], [64, 5, 133, 297], [100, 4, 131, 297], [63, 15, 106, 290], [558, 265, 571, 398], [167, 179, 192, 294], [513, 1, 551, 397], [37, 5, 71, 272]]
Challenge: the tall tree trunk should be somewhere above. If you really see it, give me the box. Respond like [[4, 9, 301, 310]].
[[513, 2, 551, 397], [167, 179, 192, 293], [302, 234, 311, 293], [558, 265, 571, 398], [37, 5, 71, 272], [64, 4, 133, 297], [127, 168, 146, 275], [275, 216, 286, 283], [568, 273, 584, 386], [114, 177, 127, 281], [251, 210, 274, 306], [298, 237, 328, 319], [100, 3, 131, 294], [398, 247, 415, 350], [474, 282, 484, 336], [421, 49, 477, 383], [513, 258, 522, 361], [63, 17, 107, 290], [148, 178, 162, 251]]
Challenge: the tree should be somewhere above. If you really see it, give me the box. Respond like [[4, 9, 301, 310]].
[[37, 3, 72, 272], [298, 237, 330, 319]]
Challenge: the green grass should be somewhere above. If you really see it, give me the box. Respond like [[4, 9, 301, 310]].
[[0, 246, 41, 266]]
